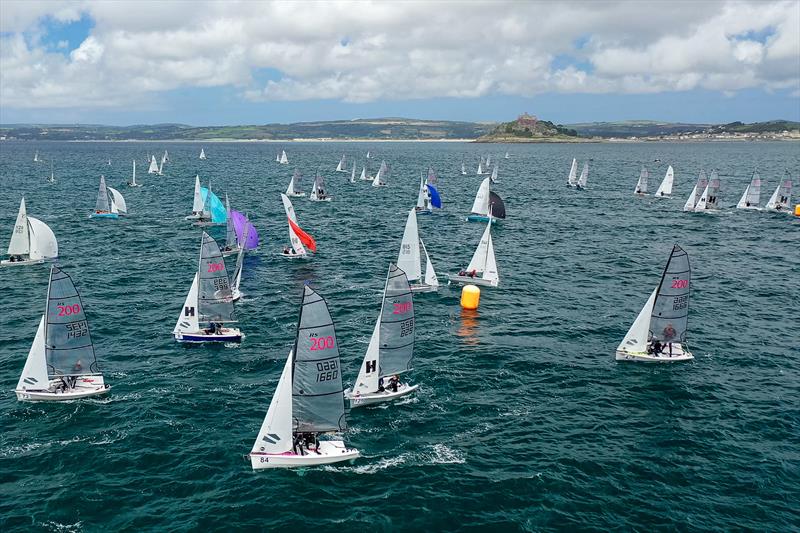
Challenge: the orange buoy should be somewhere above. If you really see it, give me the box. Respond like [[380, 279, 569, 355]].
[[795, 204, 800, 217], [460, 284, 481, 310]]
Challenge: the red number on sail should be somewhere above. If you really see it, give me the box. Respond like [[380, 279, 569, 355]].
[[310, 336, 335, 350], [670, 279, 688, 289], [393, 302, 412, 314], [57, 304, 81, 317], [207, 262, 224, 273]]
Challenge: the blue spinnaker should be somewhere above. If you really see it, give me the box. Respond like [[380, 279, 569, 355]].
[[427, 184, 442, 209], [200, 188, 226, 223]]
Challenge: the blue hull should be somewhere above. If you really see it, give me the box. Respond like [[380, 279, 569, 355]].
[[175, 333, 242, 343], [466, 215, 498, 223], [90, 213, 119, 219]]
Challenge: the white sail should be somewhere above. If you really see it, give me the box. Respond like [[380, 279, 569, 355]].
[[231, 225, 247, 298], [616, 288, 657, 354], [34, 151, 39, 162], [694, 183, 711, 211], [148, 155, 159, 174], [683, 185, 699, 211], [49, 161, 55, 183], [280, 150, 288, 164], [7, 197, 29, 256], [130, 160, 137, 185], [372, 160, 388, 187], [477, 157, 485, 175], [173, 274, 200, 334], [353, 319, 381, 395], [486, 154, 492, 168], [350, 163, 356, 183], [251, 350, 294, 454], [27, 217, 58, 260], [736, 173, 762, 209], [483, 230, 499, 284], [397, 209, 422, 282], [467, 221, 491, 273], [107, 187, 127, 215], [695, 172, 720, 211], [163, 150, 169, 162], [281, 193, 307, 255], [461, 162, 467, 175], [470, 178, 490, 216], [16, 316, 49, 392], [336, 155, 346, 172], [577, 162, 589, 188], [416, 176, 429, 210], [286, 176, 296, 196], [505, 151, 510, 159], [635, 166, 649, 194], [310, 174, 327, 201], [192, 176, 203, 213], [654, 165, 674, 197], [158, 153, 165, 175], [490, 165, 499, 184], [421, 239, 439, 288], [199, 148, 207, 160], [359, 166, 367, 180], [567, 158, 578, 186]]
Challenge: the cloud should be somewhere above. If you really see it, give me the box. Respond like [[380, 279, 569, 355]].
[[0, 0, 798, 111]]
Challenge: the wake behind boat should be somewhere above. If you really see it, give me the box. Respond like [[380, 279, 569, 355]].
[[345, 263, 418, 407], [249, 285, 359, 469], [15, 266, 110, 401], [2, 197, 58, 267], [616, 245, 693, 362], [173, 232, 242, 343]]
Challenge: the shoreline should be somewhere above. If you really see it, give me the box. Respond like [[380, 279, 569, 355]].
[[2, 136, 796, 143]]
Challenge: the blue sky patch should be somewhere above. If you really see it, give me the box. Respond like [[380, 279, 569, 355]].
[[40, 13, 94, 55]]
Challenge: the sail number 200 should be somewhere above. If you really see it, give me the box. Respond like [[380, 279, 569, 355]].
[[670, 279, 689, 289]]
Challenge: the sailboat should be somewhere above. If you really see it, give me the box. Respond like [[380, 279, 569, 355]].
[[231, 219, 249, 301], [47, 161, 55, 183], [486, 154, 492, 169], [366, 150, 371, 159], [336, 154, 347, 172], [654, 165, 675, 198], [350, 162, 357, 183], [692, 170, 721, 213], [504, 151, 510, 159], [276, 150, 281, 163], [576, 162, 589, 190], [415, 173, 442, 215], [736, 171, 762, 210], [16, 266, 111, 401], [397, 208, 439, 292], [248, 285, 360, 469], [199, 148, 207, 160], [220, 194, 241, 257], [359, 164, 369, 181], [173, 232, 242, 343], [157, 151, 167, 176], [2, 198, 58, 266], [310, 172, 332, 201], [33, 151, 39, 163], [616, 245, 693, 362], [448, 215, 499, 287], [372, 160, 388, 187], [279, 150, 289, 165], [461, 161, 467, 175], [683, 170, 708, 212], [345, 264, 418, 407], [107, 186, 128, 216], [280, 193, 315, 258], [490, 164, 499, 184], [186, 175, 205, 220], [192, 180, 218, 226], [127, 159, 141, 187], [467, 177, 506, 222], [147, 155, 159, 174], [163, 150, 170, 163], [90, 176, 119, 219], [286, 169, 306, 197], [634, 166, 649, 195], [566, 158, 579, 187], [764, 174, 793, 213], [477, 156, 486, 175]]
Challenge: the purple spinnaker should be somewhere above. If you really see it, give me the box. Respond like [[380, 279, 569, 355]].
[[231, 210, 259, 249]]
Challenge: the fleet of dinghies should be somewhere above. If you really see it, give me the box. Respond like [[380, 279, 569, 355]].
[[7, 147, 799, 472]]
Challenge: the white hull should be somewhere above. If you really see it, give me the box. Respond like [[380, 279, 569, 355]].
[[447, 274, 498, 287], [409, 283, 438, 293], [250, 440, 360, 469], [345, 383, 419, 407], [287, 192, 306, 198], [2, 258, 46, 267], [615, 345, 694, 362], [16, 376, 110, 401], [309, 197, 333, 202], [173, 327, 243, 343], [278, 251, 310, 259], [221, 246, 241, 257]]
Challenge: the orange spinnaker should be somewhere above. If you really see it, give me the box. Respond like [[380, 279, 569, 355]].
[[288, 218, 317, 252]]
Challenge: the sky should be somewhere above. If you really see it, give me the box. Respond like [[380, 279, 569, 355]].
[[0, 0, 798, 126]]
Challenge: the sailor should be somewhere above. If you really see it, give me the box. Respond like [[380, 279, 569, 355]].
[[378, 376, 385, 392], [72, 359, 83, 373], [292, 433, 305, 456], [208, 322, 217, 335], [662, 323, 677, 356], [388, 375, 399, 393], [283, 246, 290, 255], [649, 340, 663, 355]]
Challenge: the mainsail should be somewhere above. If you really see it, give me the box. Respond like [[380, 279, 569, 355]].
[[765, 176, 793, 211], [95, 176, 110, 212], [336, 154, 346, 172], [292, 286, 347, 433], [577, 162, 589, 188], [225, 194, 237, 247], [397, 209, 422, 281], [192, 176, 204, 213], [470, 178, 491, 215], [8, 197, 29, 256], [377, 264, 415, 376], [197, 232, 236, 323], [683, 170, 707, 211], [649, 245, 690, 343], [635, 166, 649, 194], [654, 165, 675, 197], [45, 266, 99, 377], [567, 158, 578, 186], [737, 172, 762, 208], [148, 155, 159, 174]]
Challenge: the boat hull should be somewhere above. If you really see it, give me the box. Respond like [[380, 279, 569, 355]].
[[466, 214, 498, 223], [415, 208, 432, 215], [1, 257, 46, 267], [287, 192, 306, 198], [90, 213, 119, 219], [345, 383, 419, 407], [250, 440, 360, 469], [447, 274, 498, 287], [309, 198, 333, 202], [278, 251, 310, 259], [615, 346, 694, 362], [174, 328, 243, 343], [220, 246, 241, 257], [409, 283, 438, 293], [16, 376, 110, 402]]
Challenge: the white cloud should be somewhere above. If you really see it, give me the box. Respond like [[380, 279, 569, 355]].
[[0, 0, 798, 111]]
